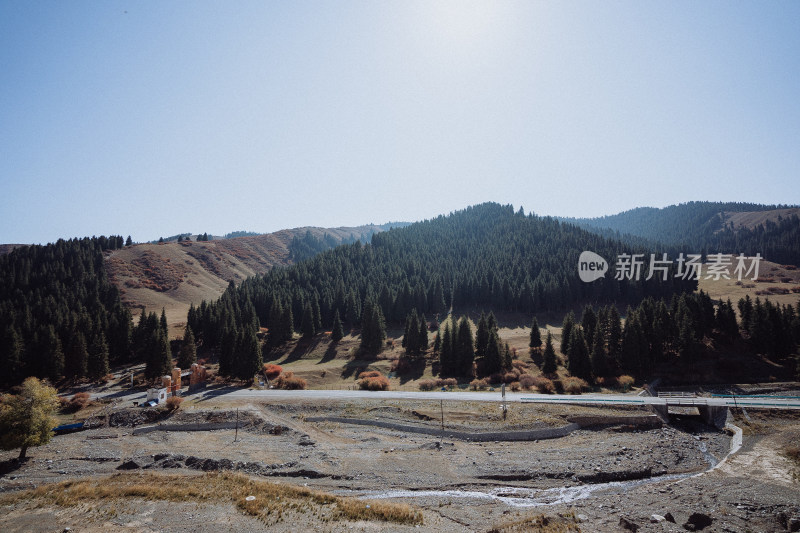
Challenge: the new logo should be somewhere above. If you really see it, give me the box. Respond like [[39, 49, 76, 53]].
[[578, 251, 608, 282]]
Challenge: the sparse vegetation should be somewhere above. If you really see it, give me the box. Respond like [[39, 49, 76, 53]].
[[358, 371, 390, 391], [488, 511, 581, 532], [165, 396, 183, 411], [0, 472, 423, 526], [274, 371, 307, 390]]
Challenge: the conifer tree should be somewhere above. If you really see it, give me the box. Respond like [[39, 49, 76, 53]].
[[178, 326, 197, 368], [359, 299, 386, 355], [529, 317, 542, 349], [301, 302, 316, 338], [159, 308, 168, 336], [66, 332, 89, 379], [331, 309, 344, 343], [581, 305, 597, 348], [125, 236, 133, 246], [236, 328, 262, 379], [542, 331, 557, 374], [567, 327, 591, 382], [475, 312, 489, 358], [418, 313, 429, 352], [590, 321, 607, 379], [455, 316, 475, 377], [88, 333, 110, 380], [561, 311, 575, 355], [484, 329, 503, 376], [439, 322, 453, 375], [607, 306, 622, 365]]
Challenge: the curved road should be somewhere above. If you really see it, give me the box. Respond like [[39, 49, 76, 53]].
[[97, 387, 800, 410]]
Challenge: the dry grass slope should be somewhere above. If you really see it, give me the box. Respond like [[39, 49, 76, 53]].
[[0, 471, 423, 526]]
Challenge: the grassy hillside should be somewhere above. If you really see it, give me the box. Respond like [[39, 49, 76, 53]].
[[107, 225, 396, 336], [565, 202, 800, 266]]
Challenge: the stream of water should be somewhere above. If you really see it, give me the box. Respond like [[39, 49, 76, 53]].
[[348, 439, 727, 508]]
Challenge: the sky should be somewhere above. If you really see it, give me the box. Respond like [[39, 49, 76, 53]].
[[1, 1, 799, 244]]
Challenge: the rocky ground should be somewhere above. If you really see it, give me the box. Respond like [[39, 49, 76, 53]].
[[1, 398, 799, 532]]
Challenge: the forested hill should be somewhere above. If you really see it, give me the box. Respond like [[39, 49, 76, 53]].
[[0, 236, 133, 387], [565, 202, 800, 265], [189, 203, 696, 349]]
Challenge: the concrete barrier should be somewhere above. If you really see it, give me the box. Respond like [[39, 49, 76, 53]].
[[132, 422, 240, 435], [306, 416, 581, 441]]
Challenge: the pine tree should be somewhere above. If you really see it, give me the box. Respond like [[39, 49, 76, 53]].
[[145, 329, 172, 381], [235, 328, 262, 379], [125, 236, 133, 246], [404, 309, 420, 354], [159, 308, 168, 336], [279, 305, 294, 343], [66, 332, 89, 379], [88, 333, 110, 380], [484, 329, 503, 376], [178, 326, 197, 368], [590, 320, 607, 379], [475, 312, 489, 358], [301, 302, 316, 338], [529, 317, 542, 349], [331, 309, 344, 343], [607, 306, 622, 366], [455, 316, 475, 377], [418, 313, 429, 352], [561, 311, 575, 355], [567, 327, 591, 382], [359, 299, 386, 355], [581, 305, 597, 348], [542, 332, 557, 374], [440, 322, 453, 375]]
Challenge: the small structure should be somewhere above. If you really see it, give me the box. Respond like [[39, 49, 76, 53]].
[[189, 363, 207, 392], [170, 367, 182, 395], [146, 387, 168, 405]]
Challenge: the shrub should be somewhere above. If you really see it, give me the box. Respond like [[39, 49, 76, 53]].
[[165, 396, 183, 411], [360, 375, 390, 391], [358, 370, 382, 379], [518, 374, 536, 390], [512, 360, 530, 373], [510, 381, 521, 392], [470, 378, 489, 391], [617, 375, 635, 391], [563, 377, 589, 394], [503, 372, 519, 384], [263, 364, 283, 380], [435, 378, 458, 389], [532, 376, 555, 394], [275, 371, 307, 390], [418, 379, 437, 391], [68, 392, 91, 411]]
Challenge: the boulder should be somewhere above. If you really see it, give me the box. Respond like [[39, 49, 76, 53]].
[[619, 516, 640, 532], [683, 512, 713, 531], [117, 460, 140, 470]]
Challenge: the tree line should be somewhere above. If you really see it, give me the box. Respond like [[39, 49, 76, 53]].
[[188, 203, 696, 361]]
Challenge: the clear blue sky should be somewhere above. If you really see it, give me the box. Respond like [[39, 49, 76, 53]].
[[2, 1, 798, 244]]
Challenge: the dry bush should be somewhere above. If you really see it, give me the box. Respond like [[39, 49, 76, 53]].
[[275, 371, 307, 390], [67, 392, 91, 411], [358, 370, 382, 379], [503, 371, 519, 384], [518, 374, 537, 390], [563, 377, 589, 394], [435, 377, 458, 388], [165, 396, 183, 411], [262, 364, 283, 380], [489, 511, 581, 532], [510, 381, 521, 392], [418, 379, 437, 391], [359, 375, 390, 391], [470, 378, 489, 390], [532, 376, 555, 394], [0, 472, 423, 526], [512, 360, 530, 372], [617, 375, 635, 391]]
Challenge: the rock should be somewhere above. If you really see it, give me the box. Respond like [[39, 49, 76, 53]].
[[683, 512, 713, 531], [619, 516, 640, 532], [651, 514, 667, 523], [789, 517, 800, 532], [117, 460, 140, 470], [664, 512, 675, 523]]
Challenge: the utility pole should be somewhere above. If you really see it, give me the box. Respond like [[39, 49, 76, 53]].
[[235, 408, 239, 442]]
